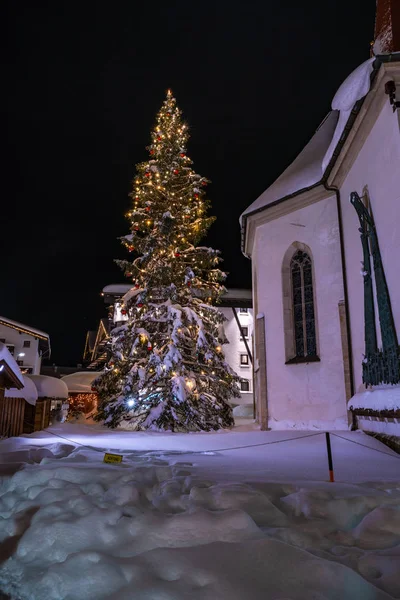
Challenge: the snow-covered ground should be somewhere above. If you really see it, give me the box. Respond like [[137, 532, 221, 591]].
[[0, 421, 399, 599]]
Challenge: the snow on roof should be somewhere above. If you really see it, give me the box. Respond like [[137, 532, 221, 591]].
[[5, 375, 38, 406], [0, 342, 24, 386], [222, 288, 252, 300], [322, 58, 375, 172], [241, 57, 376, 224], [61, 372, 102, 393], [0, 316, 49, 341], [103, 284, 251, 303], [103, 284, 132, 295], [240, 110, 339, 221], [28, 375, 69, 399]]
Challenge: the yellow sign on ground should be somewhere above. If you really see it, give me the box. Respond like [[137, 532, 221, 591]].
[[103, 452, 123, 464]]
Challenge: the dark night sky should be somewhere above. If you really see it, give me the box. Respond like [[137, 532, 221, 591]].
[[3, 1, 376, 365]]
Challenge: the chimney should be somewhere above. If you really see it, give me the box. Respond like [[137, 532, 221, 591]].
[[373, 0, 400, 54]]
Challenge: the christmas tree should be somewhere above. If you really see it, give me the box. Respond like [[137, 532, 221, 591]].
[[95, 90, 240, 431]]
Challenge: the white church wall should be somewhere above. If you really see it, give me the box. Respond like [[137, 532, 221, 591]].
[[220, 306, 254, 406], [339, 100, 400, 394], [253, 196, 348, 429]]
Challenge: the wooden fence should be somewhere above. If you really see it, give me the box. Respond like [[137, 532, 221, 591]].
[[0, 396, 26, 438], [24, 399, 51, 434]]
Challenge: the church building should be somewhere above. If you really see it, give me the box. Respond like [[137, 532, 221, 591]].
[[241, 0, 400, 432]]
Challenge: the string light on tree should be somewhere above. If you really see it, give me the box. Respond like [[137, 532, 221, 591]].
[[93, 89, 239, 431]]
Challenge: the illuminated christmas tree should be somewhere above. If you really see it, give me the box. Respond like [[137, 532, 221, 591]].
[[95, 90, 239, 431]]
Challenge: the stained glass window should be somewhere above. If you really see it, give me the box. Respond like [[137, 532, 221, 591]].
[[290, 251, 317, 357]]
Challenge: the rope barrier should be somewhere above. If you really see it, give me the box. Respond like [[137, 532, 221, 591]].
[[43, 428, 324, 455], [45, 429, 105, 452], [330, 432, 400, 460], [192, 432, 324, 454], [34, 428, 400, 463]]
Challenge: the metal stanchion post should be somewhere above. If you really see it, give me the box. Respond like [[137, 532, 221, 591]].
[[325, 432, 335, 482]]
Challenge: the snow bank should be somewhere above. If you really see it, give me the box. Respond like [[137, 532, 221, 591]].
[[0, 426, 399, 599], [28, 375, 69, 399], [5, 375, 38, 406], [61, 372, 102, 393], [349, 386, 400, 411]]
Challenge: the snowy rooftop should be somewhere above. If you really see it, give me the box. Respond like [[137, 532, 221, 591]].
[[240, 57, 376, 225], [241, 110, 339, 220], [103, 284, 132, 296], [0, 315, 49, 340], [103, 284, 252, 305], [0, 315, 50, 355], [61, 371, 102, 393], [222, 288, 252, 300], [5, 375, 39, 406], [28, 375, 69, 399], [0, 342, 24, 387]]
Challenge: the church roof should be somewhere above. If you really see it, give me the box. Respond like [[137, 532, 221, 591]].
[[240, 110, 339, 221], [240, 52, 395, 253]]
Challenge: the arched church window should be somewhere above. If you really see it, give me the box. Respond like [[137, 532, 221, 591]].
[[290, 251, 317, 357]]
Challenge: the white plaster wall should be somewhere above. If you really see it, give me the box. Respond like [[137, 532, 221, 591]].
[[339, 101, 400, 394], [253, 196, 348, 429], [0, 325, 41, 374], [220, 306, 254, 406]]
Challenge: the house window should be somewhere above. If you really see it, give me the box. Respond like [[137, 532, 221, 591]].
[[240, 379, 250, 392], [0, 338, 5, 343], [23, 340, 31, 348], [239, 307, 248, 314], [6, 345, 14, 356], [240, 353, 249, 366], [291, 250, 317, 357], [17, 360, 24, 366], [240, 326, 249, 339]]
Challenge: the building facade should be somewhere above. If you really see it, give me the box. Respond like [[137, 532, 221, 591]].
[[0, 317, 50, 375], [86, 285, 254, 408], [241, 3, 400, 431]]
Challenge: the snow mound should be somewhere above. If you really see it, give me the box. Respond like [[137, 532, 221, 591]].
[[0, 427, 399, 599]]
